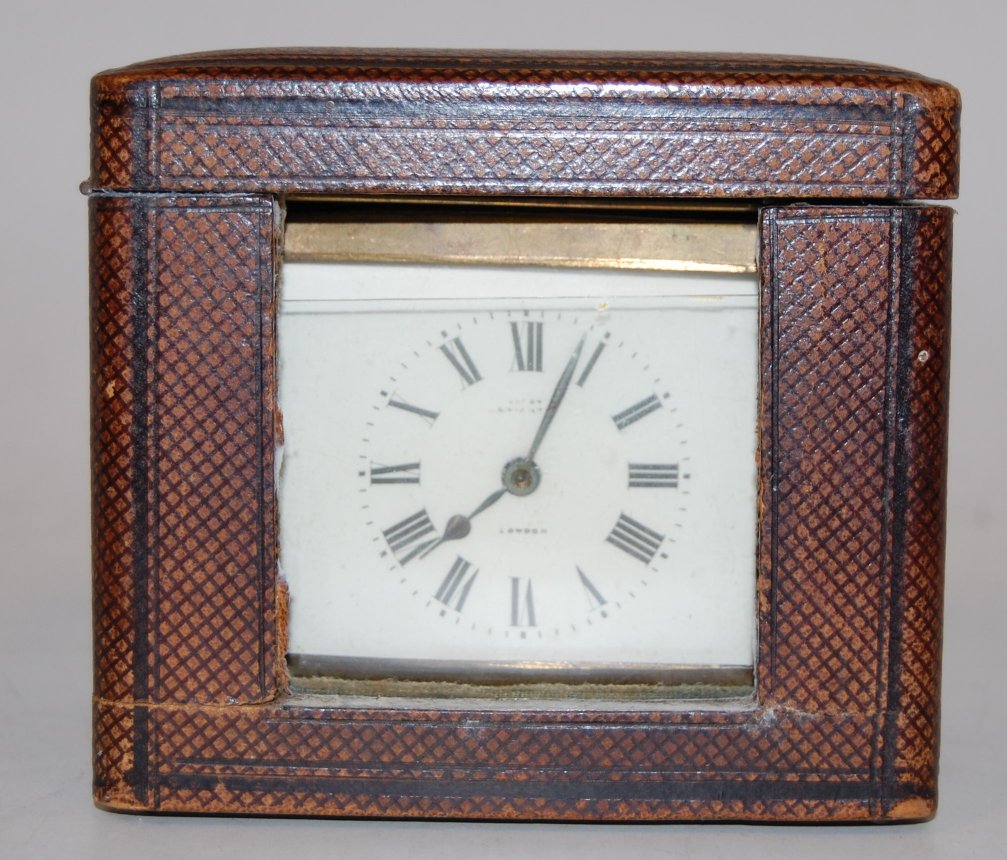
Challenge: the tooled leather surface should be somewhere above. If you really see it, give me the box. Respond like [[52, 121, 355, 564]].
[[89, 51, 959, 199], [91, 199, 139, 705], [90, 200, 951, 819], [145, 706, 880, 820], [758, 211, 896, 722], [888, 209, 952, 795], [91, 194, 277, 715], [145, 198, 277, 705], [908, 102, 959, 200]]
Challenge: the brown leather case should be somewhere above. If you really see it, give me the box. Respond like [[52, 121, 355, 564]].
[[88, 51, 958, 821]]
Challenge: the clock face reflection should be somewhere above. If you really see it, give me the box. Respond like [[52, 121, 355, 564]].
[[278, 262, 758, 679]]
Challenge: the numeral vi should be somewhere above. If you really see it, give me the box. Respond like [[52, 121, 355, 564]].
[[510, 577, 536, 627]]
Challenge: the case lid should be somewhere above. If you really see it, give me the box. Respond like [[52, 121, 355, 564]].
[[89, 50, 960, 199]]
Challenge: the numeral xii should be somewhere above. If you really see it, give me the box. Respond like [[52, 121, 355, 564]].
[[510, 321, 543, 372]]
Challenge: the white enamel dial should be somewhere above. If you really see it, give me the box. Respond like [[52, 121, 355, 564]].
[[278, 262, 758, 675]]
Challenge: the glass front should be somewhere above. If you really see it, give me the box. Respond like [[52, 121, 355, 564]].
[[278, 210, 758, 695]]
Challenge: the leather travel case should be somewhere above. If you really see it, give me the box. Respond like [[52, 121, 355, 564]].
[[89, 51, 958, 821]]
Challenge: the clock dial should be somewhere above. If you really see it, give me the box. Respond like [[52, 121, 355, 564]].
[[278, 261, 758, 676], [364, 310, 688, 642]]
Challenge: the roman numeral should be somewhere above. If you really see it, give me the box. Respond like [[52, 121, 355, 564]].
[[606, 513, 665, 564], [510, 577, 536, 627], [576, 341, 606, 387], [510, 321, 543, 372], [370, 462, 421, 484], [382, 509, 437, 564], [440, 336, 482, 386], [628, 462, 679, 488], [612, 394, 662, 430], [387, 397, 439, 423], [434, 556, 478, 612], [576, 567, 607, 612]]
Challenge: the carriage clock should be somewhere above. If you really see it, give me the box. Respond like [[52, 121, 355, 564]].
[[88, 50, 959, 821]]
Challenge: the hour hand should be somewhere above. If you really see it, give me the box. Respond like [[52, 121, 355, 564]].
[[419, 487, 508, 559]]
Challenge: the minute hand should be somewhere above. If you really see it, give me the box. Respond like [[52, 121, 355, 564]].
[[525, 334, 586, 463]]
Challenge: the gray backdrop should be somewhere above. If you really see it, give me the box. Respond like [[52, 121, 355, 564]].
[[1, 1, 1000, 856]]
